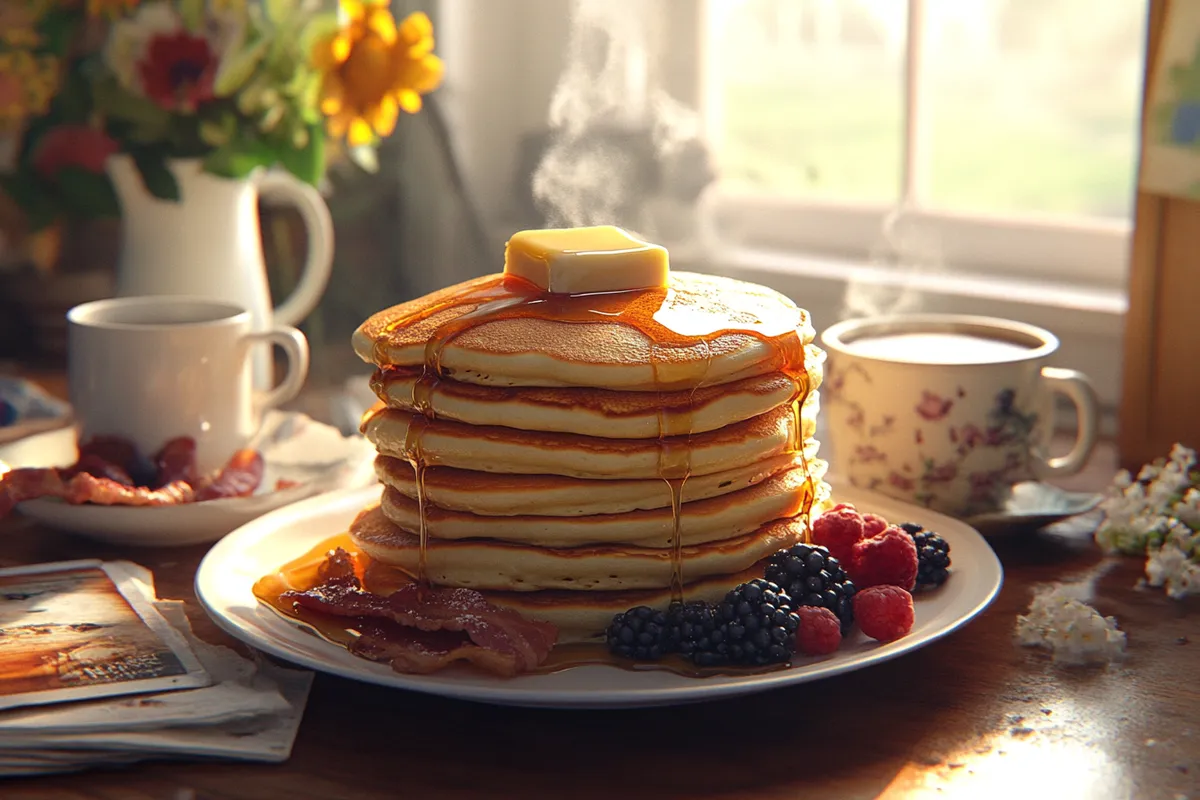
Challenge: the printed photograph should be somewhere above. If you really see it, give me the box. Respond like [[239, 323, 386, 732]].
[[0, 562, 208, 710]]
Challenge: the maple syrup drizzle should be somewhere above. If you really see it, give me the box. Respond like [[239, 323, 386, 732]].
[[369, 274, 812, 598]]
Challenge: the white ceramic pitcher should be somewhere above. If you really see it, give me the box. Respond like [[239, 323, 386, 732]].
[[107, 155, 333, 387]]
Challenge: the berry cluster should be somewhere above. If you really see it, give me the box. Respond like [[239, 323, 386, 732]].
[[605, 504, 952, 666], [607, 580, 805, 668]]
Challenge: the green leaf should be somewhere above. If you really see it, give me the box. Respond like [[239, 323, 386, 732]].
[[132, 152, 181, 201], [36, 9, 80, 57], [265, 0, 299, 25], [55, 166, 120, 218], [214, 35, 271, 98], [91, 78, 172, 130], [299, 12, 340, 54], [278, 123, 325, 185], [50, 69, 92, 123], [0, 173, 61, 231], [178, 0, 205, 30], [203, 138, 274, 180]]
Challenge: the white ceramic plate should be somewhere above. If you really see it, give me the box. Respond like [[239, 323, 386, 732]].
[[196, 484, 1003, 709], [0, 412, 376, 547]]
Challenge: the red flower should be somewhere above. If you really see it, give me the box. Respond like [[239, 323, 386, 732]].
[[915, 391, 953, 421], [33, 125, 118, 178], [137, 30, 216, 112]]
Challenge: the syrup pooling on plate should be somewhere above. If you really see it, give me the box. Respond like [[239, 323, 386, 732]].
[[255, 536, 791, 678], [252, 533, 365, 649], [363, 272, 815, 602]]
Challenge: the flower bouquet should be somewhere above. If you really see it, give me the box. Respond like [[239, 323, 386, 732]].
[[0, 0, 443, 233]]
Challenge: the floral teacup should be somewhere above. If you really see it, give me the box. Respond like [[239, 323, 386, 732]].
[[820, 314, 1099, 517]]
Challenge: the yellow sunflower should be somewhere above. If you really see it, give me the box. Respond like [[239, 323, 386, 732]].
[[87, 0, 139, 18], [313, 1, 444, 146]]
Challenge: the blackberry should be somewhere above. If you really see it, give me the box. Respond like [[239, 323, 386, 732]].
[[713, 579, 800, 666], [901, 524, 951, 588], [606, 605, 669, 660], [665, 601, 725, 666], [764, 543, 857, 634]]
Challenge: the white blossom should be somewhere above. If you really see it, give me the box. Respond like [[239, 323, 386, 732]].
[[1093, 443, 1200, 600], [1146, 545, 1200, 599], [1015, 588, 1126, 665]]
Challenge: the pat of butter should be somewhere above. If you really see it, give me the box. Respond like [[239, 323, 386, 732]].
[[504, 226, 669, 294]]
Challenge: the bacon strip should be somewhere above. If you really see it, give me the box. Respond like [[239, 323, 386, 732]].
[[154, 437, 197, 486], [193, 449, 263, 501], [282, 549, 558, 677], [0, 467, 194, 517], [0, 436, 263, 519]]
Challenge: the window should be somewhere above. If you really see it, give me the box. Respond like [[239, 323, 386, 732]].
[[700, 0, 1148, 289], [442, 0, 1142, 413]]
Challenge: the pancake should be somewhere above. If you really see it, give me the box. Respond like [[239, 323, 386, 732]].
[[361, 558, 766, 641], [353, 272, 815, 390], [371, 360, 822, 439], [349, 504, 804, 592], [375, 453, 807, 516], [362, 403, 818, 480], [378, 463, 825, 547]]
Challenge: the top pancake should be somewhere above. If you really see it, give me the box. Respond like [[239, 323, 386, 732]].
[[353, 271, 815, 390]]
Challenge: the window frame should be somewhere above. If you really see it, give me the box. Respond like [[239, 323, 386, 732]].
[[691, 0, 1138, 293]]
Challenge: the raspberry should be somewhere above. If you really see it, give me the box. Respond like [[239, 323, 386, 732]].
[[795, 606, 842, 655], [862, 513, 889, 537], [854, 585, 914, 642], [847, 526, 918, 590], [811, 506, 864, 564]]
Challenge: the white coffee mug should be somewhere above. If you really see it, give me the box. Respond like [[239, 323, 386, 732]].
[[67, 297, 309, 475], [820, 314, 1098, 517]]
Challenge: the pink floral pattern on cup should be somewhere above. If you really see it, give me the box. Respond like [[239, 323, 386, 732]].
[[915, 391, 953, 421], [822, 315, 1098, 517], [835, 384, 1038, 513]]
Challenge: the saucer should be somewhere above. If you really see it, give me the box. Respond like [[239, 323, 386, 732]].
[[0, 411, 377, 547], [963, 481, 1104, 536]]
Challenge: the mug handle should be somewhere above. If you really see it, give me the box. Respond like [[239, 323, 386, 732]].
[[246, 326, 310, 414], [1037, 366, 1099, 476], [257, 171, 335, 327]]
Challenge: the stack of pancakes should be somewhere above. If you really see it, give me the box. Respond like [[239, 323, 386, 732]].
[[350, 271, 829, 640]]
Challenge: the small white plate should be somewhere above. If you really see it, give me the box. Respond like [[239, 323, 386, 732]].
[[196, 485, 1003, 709], [1, 412, 376, 547]]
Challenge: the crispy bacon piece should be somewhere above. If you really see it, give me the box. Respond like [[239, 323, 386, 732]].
[[0, 435, 263, 518], [193, 449, 263, 501], [283, 549, 558, 677], [0, 467, 194, 517], [155, 437, 197, 487], [0, 467, 62, 518], [68, 454, 135, 486]]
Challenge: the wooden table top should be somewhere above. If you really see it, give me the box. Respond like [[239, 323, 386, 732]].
[[0, 411, 1196, 799]]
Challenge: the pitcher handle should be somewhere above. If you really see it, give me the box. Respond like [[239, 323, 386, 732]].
[[257, 171, 334, 327]]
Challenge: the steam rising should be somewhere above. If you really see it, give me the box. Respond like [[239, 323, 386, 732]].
[[532, 0, 715, 249], [840, 209, 944, 320]]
